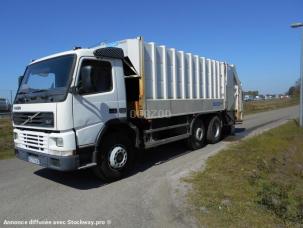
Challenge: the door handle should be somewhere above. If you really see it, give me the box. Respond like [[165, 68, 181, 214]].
[[109, 108, 118, 114]]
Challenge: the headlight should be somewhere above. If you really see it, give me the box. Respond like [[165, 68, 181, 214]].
[[55, 137, 64, 147], [13, 132, 18, 140]]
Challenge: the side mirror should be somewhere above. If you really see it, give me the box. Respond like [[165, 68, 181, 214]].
[[79, 65, 93, 94], [18, 75, 24, 87]]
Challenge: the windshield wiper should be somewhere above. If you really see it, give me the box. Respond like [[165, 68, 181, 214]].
[[16, 92, 29, 103], [31, 89, 48, 93], [18, 91, 28, 95]]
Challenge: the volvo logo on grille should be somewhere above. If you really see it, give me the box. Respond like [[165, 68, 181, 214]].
[[21, 112, 40, 125], [13, 112, 54, 127], [27, 116, 33, 123]]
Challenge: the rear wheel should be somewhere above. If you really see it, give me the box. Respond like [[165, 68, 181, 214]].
[[93, 132, 135, 182], [206, 116, 222, 144], [187, 118, 206, 150]]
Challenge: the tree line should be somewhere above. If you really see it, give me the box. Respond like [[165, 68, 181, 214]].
[[287, 79, 300, 96]]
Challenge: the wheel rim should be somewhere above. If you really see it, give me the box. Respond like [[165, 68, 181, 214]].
[[213, 121, 220, 138], [195, 127, 204, 141], [109, 146, 128, 169]]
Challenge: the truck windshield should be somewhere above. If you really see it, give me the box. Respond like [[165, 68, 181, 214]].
[[15, 54, 76, 104]]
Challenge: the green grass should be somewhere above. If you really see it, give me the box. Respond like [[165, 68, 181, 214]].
[[0, 117, 14, 159], [244, 97, 299, 115], [185, 120, 303, 227]]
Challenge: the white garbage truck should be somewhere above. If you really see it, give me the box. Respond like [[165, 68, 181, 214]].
[[13, 37, 242, 181]]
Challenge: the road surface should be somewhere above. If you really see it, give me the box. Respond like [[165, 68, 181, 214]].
[[0, 106, 299, 227]]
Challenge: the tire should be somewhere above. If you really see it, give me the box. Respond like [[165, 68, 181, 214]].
[[206, 116, 222, 144], [93, 132, 135, 182], [187, 118, 206, 150]]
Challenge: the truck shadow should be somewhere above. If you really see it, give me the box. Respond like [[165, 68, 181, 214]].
[[34, 168, 107, 189], [34, 141, 192, 190], [222, 117, 285, 142], [34, 126, 250, 190]]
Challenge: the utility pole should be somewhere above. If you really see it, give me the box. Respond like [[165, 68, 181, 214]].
[[291, 22, 303, 127]]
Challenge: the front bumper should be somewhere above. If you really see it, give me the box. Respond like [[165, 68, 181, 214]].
[[15, 148, 79, 171]]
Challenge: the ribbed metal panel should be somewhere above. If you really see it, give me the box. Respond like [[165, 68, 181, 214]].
[[144, 42, 226, 101]]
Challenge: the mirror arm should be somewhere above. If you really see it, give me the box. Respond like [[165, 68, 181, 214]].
[[69, 86, 79, 94], [18, 75, 24, 88]]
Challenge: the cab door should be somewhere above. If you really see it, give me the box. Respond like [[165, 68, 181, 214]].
[[72, 57, 124, 146]]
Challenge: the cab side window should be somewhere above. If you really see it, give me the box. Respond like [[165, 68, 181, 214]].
[[80, 59, 113, 94]]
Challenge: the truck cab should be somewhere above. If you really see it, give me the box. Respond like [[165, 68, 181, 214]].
[[13, 47, 132, 175]]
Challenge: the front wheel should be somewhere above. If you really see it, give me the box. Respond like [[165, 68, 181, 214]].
[[93, 133, 135, 182]]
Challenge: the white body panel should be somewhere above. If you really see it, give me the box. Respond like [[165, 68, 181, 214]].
[[72, 58, 126, 146], [103, 38, 241, 119]]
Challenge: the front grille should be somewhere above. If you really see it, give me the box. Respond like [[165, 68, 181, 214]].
[[19, 131, 48, 152], [13, 112, 54, 128]]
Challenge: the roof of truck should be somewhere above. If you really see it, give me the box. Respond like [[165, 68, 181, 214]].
[[29, 48, 95, 65]]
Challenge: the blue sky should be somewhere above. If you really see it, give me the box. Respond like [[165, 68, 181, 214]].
[[0, 0, 302, 99]]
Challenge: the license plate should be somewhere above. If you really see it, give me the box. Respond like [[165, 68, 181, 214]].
[[28, 156, 40, 165]]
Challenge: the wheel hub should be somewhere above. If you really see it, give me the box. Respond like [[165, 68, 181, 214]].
[[195, 127, 204, 141], [109, 146, 128, 169]]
